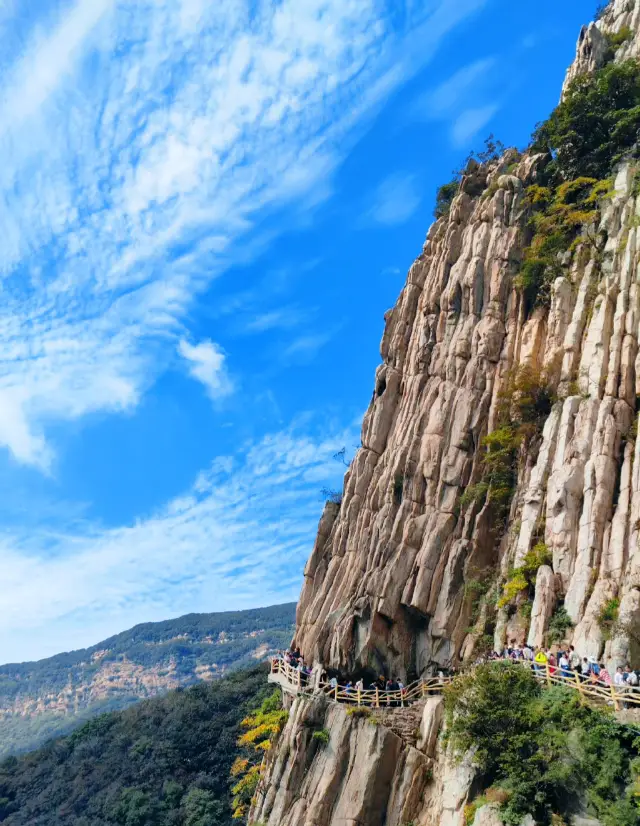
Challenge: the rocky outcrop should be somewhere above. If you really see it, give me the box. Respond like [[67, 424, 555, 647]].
[[253, 3, 640, 825], [294, 7, 640, 681], [251, 694, 478, 826]]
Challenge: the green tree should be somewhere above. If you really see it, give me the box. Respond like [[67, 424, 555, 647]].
[[533, 60, 640, 180], [445, 663, 640, 826], [184, 787, 226, 826]]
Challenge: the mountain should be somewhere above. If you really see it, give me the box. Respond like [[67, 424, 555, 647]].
[[0, 603, 294, 758], [0, 664, 271, 826], [251, 3, 640, 825]]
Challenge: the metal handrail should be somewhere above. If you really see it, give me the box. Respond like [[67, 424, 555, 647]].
[[269, 656, 640, 710]]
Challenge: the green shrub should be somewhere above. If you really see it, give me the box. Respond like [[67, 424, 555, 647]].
[[547, 605, 574, 644], [445, 663, 640, 825], [520, 542, 552, 577], [515, 178, 607, 309], [498, 543, 552, 610], [435, 179, 460, 219], [346, 706, 371, 718], [597, 598, 620, 639], [606, 26, 633, 50], [459, 482, 489, 509], [533, 60, 640, 181], [312, 728, 330, 745]]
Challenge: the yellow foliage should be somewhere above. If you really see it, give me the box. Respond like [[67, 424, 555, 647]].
[[230, 691, 288, 823], [231, 764, 260, 797], [526, 185, 552, 205], [497, 571, 528, 609], [231, 757, 249, 777]]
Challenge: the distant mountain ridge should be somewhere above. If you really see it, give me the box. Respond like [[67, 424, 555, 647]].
[[0, 602, 295, 757]]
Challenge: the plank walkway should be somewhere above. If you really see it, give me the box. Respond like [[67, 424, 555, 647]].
[[269, 656, 640, 712]]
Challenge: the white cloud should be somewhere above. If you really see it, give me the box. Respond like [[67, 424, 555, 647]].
[[367, 173, 421, 226], [241, 308, 304, 334], [0, 419, 358, 664], [179, 339, 232, 400], [408, 56, 500, 149], [451, 104, 499, 147], [0, 0, 114, 135], [283, 331, 334, 361], [424, 57, 495, 117], [0, 0, 488, 468]]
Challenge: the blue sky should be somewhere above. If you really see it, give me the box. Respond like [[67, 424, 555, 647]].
[[0, 0, 594, 664]]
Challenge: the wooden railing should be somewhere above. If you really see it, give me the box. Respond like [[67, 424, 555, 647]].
[[269, 657, 640, 711]]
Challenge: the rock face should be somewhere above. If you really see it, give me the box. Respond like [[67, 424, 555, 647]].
[[294, 3, 640, 682], [253, 3, 640, 825], [251, 694, 477, 826]]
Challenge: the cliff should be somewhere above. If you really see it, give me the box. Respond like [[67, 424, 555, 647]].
[[294, 0, 640, 681], [251, 1, 640, 824]]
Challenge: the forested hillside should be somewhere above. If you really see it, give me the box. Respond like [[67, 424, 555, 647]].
[[0, 603, 294, 757], [0, 665, 271, 826]]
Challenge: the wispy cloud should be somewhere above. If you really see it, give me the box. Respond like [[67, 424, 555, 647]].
[[0, 0, 487, 468], [283, 331, 335, 361], [239, 307, 306, 335], [366, 172, 422, 226], [412, 57, 495, 118], [0, 419, 357, 663], [451, 103, 499, 147], [179, 339, 232, 400], [409, 55, 500, 148]]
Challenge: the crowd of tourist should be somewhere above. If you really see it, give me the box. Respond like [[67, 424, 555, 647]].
[[280, 647, 313, 684], [276, 644, 639, 707], [478, 643, 639, 700], [277, 649, 408, 702]]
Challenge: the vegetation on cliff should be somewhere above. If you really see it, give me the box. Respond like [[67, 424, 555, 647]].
[[0, 665, 270, 826], [0, 603, 295, 758], [230, 690, 287, 820], [445, 663, 640, 826]]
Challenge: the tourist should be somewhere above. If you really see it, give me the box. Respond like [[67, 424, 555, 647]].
[[534, 648, 547, 674], [581, 657, 591, 680], [522, 644, 533, 661], [547, 650, 557, 675], [558, 650, 571, 679], [598, 664, 611, 686], [614, 666, 625, 687]]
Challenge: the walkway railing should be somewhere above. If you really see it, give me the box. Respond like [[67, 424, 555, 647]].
[[269, 657, 640, 711]]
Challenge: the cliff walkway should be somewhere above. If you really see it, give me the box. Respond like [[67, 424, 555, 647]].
[[269, 656, 640, 713]]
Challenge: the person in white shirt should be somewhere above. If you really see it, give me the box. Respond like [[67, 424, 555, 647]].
[[614, 666, 625, 686]]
